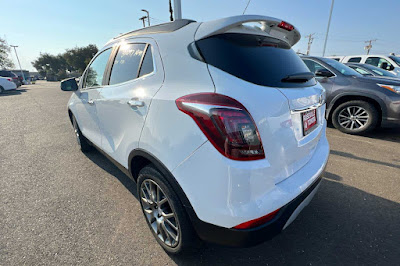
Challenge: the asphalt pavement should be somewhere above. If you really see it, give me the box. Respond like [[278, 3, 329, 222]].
[[1, 81, 399, 265]]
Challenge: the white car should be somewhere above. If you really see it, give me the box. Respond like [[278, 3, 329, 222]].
[[61, 15, 329, 254], [0, 77, 17, 93], [328, 54, 400, 76]]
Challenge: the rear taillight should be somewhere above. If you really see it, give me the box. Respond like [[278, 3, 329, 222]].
[[176, 93, 265, 161], [278, 21, 294, 31], [6, 78, 12, 82], [233, 209, 280, 230]]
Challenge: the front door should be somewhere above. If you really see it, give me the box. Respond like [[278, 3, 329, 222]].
[[96, 40, 163, 168], [74, 48, 112, 147]]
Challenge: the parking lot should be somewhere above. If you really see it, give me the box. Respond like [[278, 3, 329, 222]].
[[1, 81, 399, 265]]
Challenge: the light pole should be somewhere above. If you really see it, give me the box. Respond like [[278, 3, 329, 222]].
[[10, 45, 26, 83], [141, 9, 150, 26], [173, 0, 182, 20], [322, 0, 334, 57]]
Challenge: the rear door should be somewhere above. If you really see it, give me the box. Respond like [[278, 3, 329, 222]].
[[96, 39, 164, 167], [74, 48, 113, 147], [196, 33, 325, 183]]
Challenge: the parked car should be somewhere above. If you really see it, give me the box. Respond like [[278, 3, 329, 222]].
[[345, 63, 399, 79], [0, 76, 17, 93], [60, 15, 330, 254], [0, 70, 21, 87], [327, 54, 400, 76], [302, 56, 400, 134]]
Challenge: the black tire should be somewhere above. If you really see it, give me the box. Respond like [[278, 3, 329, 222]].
[[137, 165, 199, 255], [71, 115, 93, 152], [0, 86, 4, 94], [332, 100, 379, 134]]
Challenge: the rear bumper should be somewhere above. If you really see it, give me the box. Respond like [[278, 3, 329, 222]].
[[189, 176, 322, 247]]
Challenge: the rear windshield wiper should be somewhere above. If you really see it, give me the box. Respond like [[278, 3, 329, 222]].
[[281, 72, 314, 83]]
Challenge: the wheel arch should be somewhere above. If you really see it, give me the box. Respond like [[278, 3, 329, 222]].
[[128, 149, 194, 210], [327, 93, 385, 125]]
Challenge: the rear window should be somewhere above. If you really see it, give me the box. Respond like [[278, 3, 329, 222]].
[[348, 57, 361, 63], [196, 33, 315, 88]]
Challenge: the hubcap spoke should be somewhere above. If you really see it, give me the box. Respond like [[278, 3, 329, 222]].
[[140, 179, 180, 247], [338, 106, 369, 130]]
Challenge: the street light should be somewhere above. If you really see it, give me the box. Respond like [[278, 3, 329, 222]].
[[141, 9, 150, 26], [10, 45, 26, 83], [322, 0, 335, 57]]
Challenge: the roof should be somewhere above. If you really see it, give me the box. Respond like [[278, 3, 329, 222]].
[[113, 19, 196, 41]]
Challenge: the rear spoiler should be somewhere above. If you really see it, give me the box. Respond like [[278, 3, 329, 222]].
[[194, 15, 301, 47]]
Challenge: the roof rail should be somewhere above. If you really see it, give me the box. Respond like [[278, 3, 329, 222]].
[[113, 19, 196, 40]]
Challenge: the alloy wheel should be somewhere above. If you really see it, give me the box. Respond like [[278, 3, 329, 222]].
[[338, 106, 369, 130], [140, 179, 180, 247]]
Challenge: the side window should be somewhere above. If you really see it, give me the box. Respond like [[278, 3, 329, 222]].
[[353, 67, 371, 76], [83, 49, 112, 89], [366, 57, 392, 69], [348, 57, 361, 63], [303, 59, 329, 74], [109, 43, 146, 85], [138, 46, 154, 77]]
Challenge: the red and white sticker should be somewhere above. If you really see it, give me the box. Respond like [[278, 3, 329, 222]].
[[302, 109, 317, 136]]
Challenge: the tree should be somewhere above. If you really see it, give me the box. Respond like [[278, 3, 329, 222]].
[[32, 53, 67, 81], [0, 38, 15, 69], [31, 44, 98, 80], [63, 44, 98, 73]]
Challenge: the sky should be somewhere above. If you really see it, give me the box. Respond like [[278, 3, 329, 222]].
[[2, 0, 400, 72]]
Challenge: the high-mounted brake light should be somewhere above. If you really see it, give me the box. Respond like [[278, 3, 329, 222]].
[[233, 209, 280, 229], [278, 21, 294, 31], [176, 93, 265, 161]]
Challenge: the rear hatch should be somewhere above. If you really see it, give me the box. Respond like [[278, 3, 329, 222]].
[[195, 17, 325, 183]]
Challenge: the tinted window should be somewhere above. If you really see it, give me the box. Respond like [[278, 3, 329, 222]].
[[196, 33, 315, 88], [365, 57, 392, 69], [351, 66, 372, 76], [348, 57, 361, 63], [320, 58, 362, 76], [303, 59, 329, 73], [84, 49, 112, 88], [362, 64, 397, 77], [139, 46, 154, 77], [109, 43, 146, 85]]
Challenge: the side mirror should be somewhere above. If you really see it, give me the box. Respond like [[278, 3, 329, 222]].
[[381, 62, 388, 70], [61, 78, 78, 91], [315, 69, 334, 78], [388, 65, 395, 71]]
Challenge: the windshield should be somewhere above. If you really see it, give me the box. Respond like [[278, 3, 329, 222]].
[[196, 33, 316, 88], [389, 56, 400, 65], [320, 58, 362, 76], [362, 64, 397, 77]]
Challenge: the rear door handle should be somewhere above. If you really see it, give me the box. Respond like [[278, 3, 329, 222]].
[[127, 98, 145, 108]]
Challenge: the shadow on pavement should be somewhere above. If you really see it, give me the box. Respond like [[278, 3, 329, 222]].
[[0, 88, 28, 96], [172, 179, 400, 265], [364, 127, 400, 143], [81, 149, 400, 265], [83, 150, 138, 199], [331, 150, 400, 169]]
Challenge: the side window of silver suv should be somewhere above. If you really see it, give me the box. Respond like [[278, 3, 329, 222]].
[[83, 48, 112, 89]]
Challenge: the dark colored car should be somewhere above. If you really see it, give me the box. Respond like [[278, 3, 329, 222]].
[[345, 63, 399, 79], [302, 56, 400, 134], [0, 70, 21, 87]]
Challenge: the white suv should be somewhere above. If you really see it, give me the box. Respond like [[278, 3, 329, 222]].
[[61, 15, 329, 254], [328, 54, 400, 76]]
